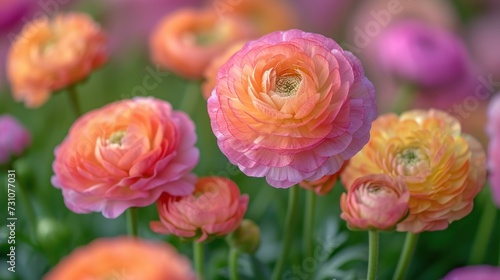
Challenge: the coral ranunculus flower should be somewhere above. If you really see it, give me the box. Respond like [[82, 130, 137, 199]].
[[52, 97, 199, 218], [299, 162, 347, 195], [150, 8, 256, 79], [44, 237, 196, 280], [487, 95, 500, 207], [150, 176, 249, 242], [342, 109, 487, 233], [208, 29, 377, 188], [7, 13, 107, 108], [340, 174, 409, 231]]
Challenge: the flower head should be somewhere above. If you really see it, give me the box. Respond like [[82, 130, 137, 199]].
[[299, 162, 347, 195], [340, 174, 409, 231], [208, 29, 377, 188], [43, 237, 196, 280], [52, 97, 199, 218], [342, 109, 487, 233], [150, 176, 249, 242], [226, 219, 260, 254], [7, 13, 107, 108], [0, 115, 31, 164], [376, 20, 472, 88], [150, 8, 256, 79], [443, 265, 500, 280], [487, 95, 500, 207]]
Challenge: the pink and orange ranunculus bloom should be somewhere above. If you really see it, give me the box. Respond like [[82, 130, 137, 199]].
[[44, 237, 196, 280], [52, 97, 199, 219], [342, 109, 487, 233], [7, 13, 107, 108], [208, 29, 377, 188], [150, 176, 249, 242], [150, 8, 256, 79], [340, 174, 410, 231]]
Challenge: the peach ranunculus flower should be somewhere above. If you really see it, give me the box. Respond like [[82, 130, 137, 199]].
[[202, 40, 246, 99], [43, 237, 196, 280], [7, 13, 107, 108], [340, 174, 409, 231], [208, 29, 377, 188], [52, 97, 199, 219], [150, 176, 249, 242], [150, 8, 256, 80], [299, 161, 347, 195], [342, 109, 487, 233], [215, 0, 297, 35]]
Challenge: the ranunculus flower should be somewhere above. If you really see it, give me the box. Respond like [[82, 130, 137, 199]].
[[208, 29, 377, 188], [0, 114, 31, 164], [443, 265, 500, 280], [376, 20, 472, 88], [299, 162, 347, 195], [52, 97, 199, 218], [7, 13, 107, 108], [342, 110, 487, 233], [487, 95, 500, 207], [44, 237, 196, 280], [150, 176, 249, 242], [340, 174, 409, 231], [150, 8, 256, 79], [202, 41, 246, 99]]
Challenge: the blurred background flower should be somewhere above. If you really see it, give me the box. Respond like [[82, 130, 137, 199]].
[[0, 114, 31, 164]]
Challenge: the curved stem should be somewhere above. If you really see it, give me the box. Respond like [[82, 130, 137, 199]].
[[194, 241, 205, 280], [229, 247, 240, 280], [303, 189, 316, 259], [469, 188, 497, 264], [271, 186, 300, 280], [126, 208, 138, 237], [367, 230, 379, 280], [67, 86, 82, 118], [393, 232, 419, 280]]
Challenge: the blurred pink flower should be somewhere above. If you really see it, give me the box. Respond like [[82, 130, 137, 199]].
[[104, 0, 202, 55], [208, 29, 377, 188], [0, 115, 31, 164], [150, 176, 249, 242], [467, 13, 500, 81], [340, 174, 409, 231], [443, 265, 500, 280], [292, 0, 350, 36], [52, 97, 199, 218], [487, 94, 500, 207], [376, 20, 472, 88]]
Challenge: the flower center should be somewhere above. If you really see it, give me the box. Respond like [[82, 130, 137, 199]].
[[274, 74, 301, 97], [396, 147, 428, 176], [107, 131, 126, 146]]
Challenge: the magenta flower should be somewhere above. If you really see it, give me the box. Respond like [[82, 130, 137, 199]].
[[488, 95, 500, 207], [52, 97, 199, 218], [340, 174, 409, 231], [0, 115, 31, 164], [443, 265, 500, 280], [376, 20, 472, 88], [208, 29, 377, 188]]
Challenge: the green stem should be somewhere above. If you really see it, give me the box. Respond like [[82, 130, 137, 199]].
[[67, 86, 82, 118], [303, 189, 316, 260], [194, 241, 205, 280], [271, 186, 300, 280], [179, 81, 201, 116], [367, 230, 379, 280], [229, 247, 240, 280], [126, 208, 138, 237], [8, 163, 37, 241], [393, 232, 419, 280], [392, 84, 416, 114], [469, 188, 497, 264]]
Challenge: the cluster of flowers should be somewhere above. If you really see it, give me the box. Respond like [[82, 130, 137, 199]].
[[2, 0, 500, 279]]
